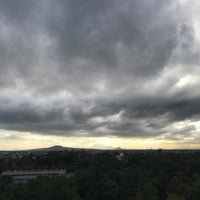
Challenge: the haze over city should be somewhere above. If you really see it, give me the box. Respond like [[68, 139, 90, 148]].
[[0, 0, 200, 150]]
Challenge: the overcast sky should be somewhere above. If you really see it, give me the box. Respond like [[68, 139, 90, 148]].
[[0, 0, 200, 150]]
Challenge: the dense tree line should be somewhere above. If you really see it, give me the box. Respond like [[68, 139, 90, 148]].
[[1, 151, 200, 199]]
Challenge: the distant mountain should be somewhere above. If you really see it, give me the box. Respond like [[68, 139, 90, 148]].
[[25, 145, 102, 152], [0, 145, 123, 152], [114, 147, 122, 150], [26, 145, 74, 152], [44, 145, 69, 151]]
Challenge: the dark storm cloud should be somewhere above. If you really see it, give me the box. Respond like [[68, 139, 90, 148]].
[[43, 0, 183, 77], [125, 97, 200, 122], [0, 0, 199, 139]]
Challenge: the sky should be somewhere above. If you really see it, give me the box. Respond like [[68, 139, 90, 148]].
[[1, 0, 200, 150]]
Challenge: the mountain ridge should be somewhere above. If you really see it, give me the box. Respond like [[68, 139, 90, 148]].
[[11, 145, 104, 152]]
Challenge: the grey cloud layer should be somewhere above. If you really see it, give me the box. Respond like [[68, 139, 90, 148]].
[[0, 0, 199, 139]]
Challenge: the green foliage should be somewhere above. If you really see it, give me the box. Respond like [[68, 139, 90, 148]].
[[1, 151, 200, 199], [0, 176, 80, 200], [166, 194, 186, 200]]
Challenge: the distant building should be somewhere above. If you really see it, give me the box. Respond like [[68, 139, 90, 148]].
[[116, 153, 124, 161], [2, 169, 66, 182]]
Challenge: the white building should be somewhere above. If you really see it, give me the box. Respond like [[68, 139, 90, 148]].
[[2, 169, 66, 182], [116, 153, 124, 161]]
